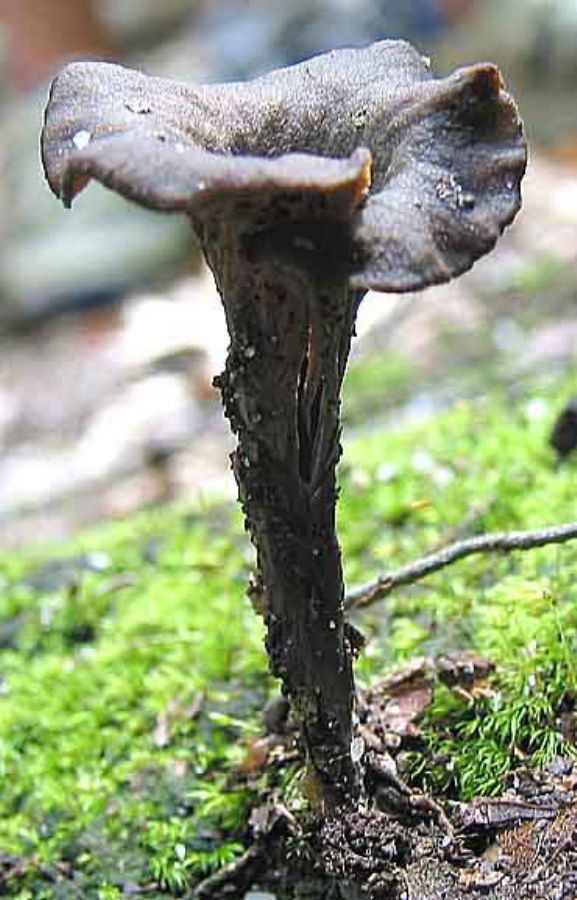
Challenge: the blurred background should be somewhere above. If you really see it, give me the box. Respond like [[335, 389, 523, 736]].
[[0, 0, 576, 548]]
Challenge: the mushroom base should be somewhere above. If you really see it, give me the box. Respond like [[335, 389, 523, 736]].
[[200, 219, 361, 805]]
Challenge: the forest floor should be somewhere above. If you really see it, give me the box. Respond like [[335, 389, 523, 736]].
[[1, 370, 577, 898]]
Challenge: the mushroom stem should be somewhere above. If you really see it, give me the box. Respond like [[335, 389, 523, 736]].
[[200, 219, 360, 804]]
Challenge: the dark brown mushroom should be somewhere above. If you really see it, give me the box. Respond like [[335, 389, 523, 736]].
[[42, 40, 526, 807]]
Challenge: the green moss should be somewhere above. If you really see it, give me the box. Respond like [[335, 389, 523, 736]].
[[0, 507, 266, 895], [342, 382, 577, 799], [1, 377, 577, 892]]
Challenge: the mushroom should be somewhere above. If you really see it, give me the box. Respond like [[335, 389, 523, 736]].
[[42, 40, 526, 807]]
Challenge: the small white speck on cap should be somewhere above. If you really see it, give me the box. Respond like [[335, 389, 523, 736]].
[[72, 130, 92, 150]]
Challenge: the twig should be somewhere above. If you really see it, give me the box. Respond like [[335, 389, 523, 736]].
[[192, 799, 295, 899], [367, 750, 453, 836], [192, 844, 266, 899], [345, 521, 577, 611]]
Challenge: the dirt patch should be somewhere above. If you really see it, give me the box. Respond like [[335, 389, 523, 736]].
[[308, 763, 577, 900], [208, 657, 575, 899], [219, 679, 577, 900], [193, 697, 577, 900]]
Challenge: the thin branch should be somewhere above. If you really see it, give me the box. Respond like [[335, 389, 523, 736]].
[[345, 521, 577, 611], [192, 844, 266, 899]]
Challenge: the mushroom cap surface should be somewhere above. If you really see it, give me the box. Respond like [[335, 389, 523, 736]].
[[42, 40, 526, 292]]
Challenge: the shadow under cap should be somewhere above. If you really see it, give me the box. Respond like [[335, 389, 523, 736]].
[[42, 40, 527, 294]]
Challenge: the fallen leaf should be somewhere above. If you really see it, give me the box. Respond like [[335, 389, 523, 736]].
[[364, 659, 434, 740], [381, 685, 434, 738], [454, 797, 556, 831], [458, 866, 503, 891], [435, 651, 494, 696]]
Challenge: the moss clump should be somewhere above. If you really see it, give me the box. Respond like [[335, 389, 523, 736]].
[[0, 507, 266, 897], [343, 379, 577, 798], [1, 376, 577, 894]]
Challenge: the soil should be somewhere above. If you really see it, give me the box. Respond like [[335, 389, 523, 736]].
[[239, 762, 577, 900], [189, 657, 577, 899], [189, 666, 577, 900]]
